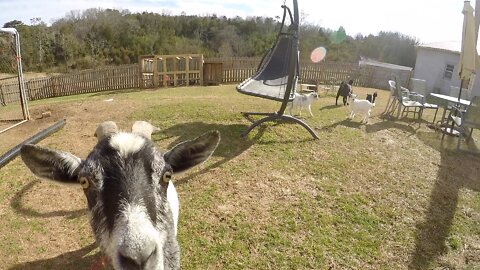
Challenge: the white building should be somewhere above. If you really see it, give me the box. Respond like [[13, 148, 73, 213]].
[[359, 58, 413, 90], [413, 41, 479, 98]]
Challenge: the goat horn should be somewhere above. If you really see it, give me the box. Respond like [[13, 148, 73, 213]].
[[132, 121, 160, 140], [94, 121, 119, 141]]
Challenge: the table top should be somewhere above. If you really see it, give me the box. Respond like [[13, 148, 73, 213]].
[[430, 93, 471, 106]]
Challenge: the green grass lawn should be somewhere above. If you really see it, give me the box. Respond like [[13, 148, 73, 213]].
[[1, 85, 479, 269]]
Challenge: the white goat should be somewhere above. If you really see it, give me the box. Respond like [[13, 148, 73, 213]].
[[21, 121, 220, 270], [288, 92, 319, 117], [348, 93, 376, 123]]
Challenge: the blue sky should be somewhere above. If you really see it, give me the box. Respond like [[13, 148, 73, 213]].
[[0, 0, 470, 44]]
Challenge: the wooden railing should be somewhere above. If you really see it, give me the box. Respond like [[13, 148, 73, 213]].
[[0, 80, 21, 105], [27, 64, 139, 100], [301, 62, 374, 87], [205, 57, 261, 83], [139, 54, 203, 88], [0, 57, 411, 105], [204, 57, 377, 87], [0, 65, 139, 104]]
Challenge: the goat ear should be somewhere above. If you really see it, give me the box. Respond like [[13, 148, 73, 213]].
[[20, 144, 81, 184], [164, 130, 220, 173]]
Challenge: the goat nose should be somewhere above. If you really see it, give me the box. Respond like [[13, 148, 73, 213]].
[[118, 246, 157, 270], [119, 252, 141, 270]]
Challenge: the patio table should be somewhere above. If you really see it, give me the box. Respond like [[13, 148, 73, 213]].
[[429, 93, 471, 135]]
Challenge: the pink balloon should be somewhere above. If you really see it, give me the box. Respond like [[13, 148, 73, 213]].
[[310, 47, 327, 63]]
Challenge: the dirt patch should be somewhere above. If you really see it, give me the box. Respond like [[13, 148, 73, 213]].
[[0, 93, 149, 269], [0, 96, 143, 156]]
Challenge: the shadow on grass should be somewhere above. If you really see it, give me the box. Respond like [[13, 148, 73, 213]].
[[10, 180, 87, 219], [365, 118, 421, 135], [318, 104, 340, 111], [319, 112, 425, 134], [153, 122, 262, 186], [9, 243, 105, 270], [320, 119, 362, 132], [409, 131, 480, 269]]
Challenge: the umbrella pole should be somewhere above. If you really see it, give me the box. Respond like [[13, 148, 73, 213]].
[[458, 79, 464, 103]]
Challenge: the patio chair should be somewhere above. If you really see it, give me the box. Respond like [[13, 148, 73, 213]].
[[385, 80, 409, 115], [385, 80, 397, 114], [409, 78, 439, 123], [442, 96, 480, 150], [394, 78, 424, 119], [236, 0, 318, 139]]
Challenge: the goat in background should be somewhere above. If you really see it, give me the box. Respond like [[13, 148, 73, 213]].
[[348, 92, 377, 123], [288, 91, 319, 117]]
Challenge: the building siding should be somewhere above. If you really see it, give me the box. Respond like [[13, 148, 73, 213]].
[[413, 48, 479, 97]]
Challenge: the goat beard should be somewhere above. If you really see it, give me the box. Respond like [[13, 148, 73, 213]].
[[89, 255, 111, 270]]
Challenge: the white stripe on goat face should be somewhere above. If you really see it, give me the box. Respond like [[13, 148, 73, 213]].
[[105, 202, 166, 270]]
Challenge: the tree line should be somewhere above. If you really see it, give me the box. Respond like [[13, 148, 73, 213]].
[[0, 8, 419, 73]]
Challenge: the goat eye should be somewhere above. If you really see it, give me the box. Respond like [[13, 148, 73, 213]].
[[79, 177, 90, 189], [162, 171, 172, 183]]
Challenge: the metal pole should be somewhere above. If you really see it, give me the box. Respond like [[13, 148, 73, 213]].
[[14, 30, 30, 120], [0, 119, 66, 169], [0, 28, 30, 120]]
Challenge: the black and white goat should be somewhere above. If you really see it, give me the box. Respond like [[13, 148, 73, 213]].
[[21, 121, 220, 270], [348, 92, 377, 123], [288, 92, 319, 117], [366, 92, 378, 104]]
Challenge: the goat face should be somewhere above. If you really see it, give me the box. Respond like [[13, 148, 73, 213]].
[[20, 122, 220, 270]]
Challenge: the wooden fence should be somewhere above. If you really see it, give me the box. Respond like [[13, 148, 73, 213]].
[[0, 78, 21, 105], [301, 62, 375, 87], [27, 64, 139, 100], [0, 57, 411, 105], [205, 57, 261, 83], [0, 65, 139, 104], [139, 54, 203, 88], [205, 57, 379, 87]]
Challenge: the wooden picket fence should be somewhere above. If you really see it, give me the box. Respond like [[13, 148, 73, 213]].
[[204, 57, 376, 87], [205, 57, 261, 83], [27, 64, 139, 100], [0, 64, 140, 105], [301, 62, 374, 87], [0, 57, 409, 105]]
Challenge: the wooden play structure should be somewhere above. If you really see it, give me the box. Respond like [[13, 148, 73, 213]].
[[139, 54, 204, 88]]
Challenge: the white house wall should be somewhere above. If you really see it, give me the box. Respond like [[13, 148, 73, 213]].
[[413, 48, 480, 97]]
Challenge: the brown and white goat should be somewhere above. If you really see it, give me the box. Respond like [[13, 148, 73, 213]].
[[21, 121, 220, 270]]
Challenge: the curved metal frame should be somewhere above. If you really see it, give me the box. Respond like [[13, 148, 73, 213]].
[[238, 0, 318, 139]]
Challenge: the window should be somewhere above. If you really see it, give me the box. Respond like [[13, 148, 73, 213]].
[[444, 64, 454, 79]]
